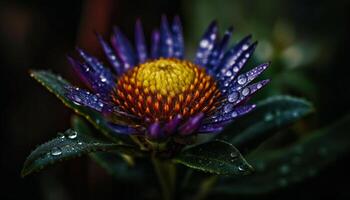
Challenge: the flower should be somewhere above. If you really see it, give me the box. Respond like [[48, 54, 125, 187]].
[[65, 16, 270, 147]]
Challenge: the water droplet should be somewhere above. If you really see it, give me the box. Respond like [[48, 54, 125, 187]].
[[228, 92, 239, 103], [51, 147, 62, 156], [77, 141, 83, 145], [233, 66, 239, 72], [100, 76, 107, 82], [225, 70, 232, 77], [67, 130, 78, 139], [238, 165, 245, 172], [257, 83, 263, 89], [230, 152, 237, 158], [224, 104, 233, 113], [242, 44, 249, 50], [237, 75, 247, 85], [200, 40, 209, 48], [231, 111, 238, 118], [242, 88, 250, 96]]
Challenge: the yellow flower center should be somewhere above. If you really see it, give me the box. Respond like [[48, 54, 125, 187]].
[[136, 59, 195, 96], [112, 58, 221, 122]]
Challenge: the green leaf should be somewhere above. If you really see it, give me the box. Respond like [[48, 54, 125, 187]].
[[218, 95, 313, 154], [175, 140, 253, 176], [212, 115, 350, 195], [71, 115, 148, 181], [21, 129, 138, 177], [30, 70, 128, 142]]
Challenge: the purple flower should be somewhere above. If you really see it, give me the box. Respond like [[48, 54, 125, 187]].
[[65, 16, 270, 142]]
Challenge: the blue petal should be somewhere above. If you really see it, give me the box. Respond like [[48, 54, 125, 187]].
[[204, 104, 256, 125], [197, 123, 224, 134], [171, 16, 184, 59], [216, 35, 253, 77], [218, 41, 258, 87], [151, 29, 160, 59], [65, 86, 107, 111], [159, 16, 174, 58], [96, 33, 123, 75], [194, 21, 218, 68], [209, 27, 234, 73], [226, 62, 270, 94], [68, 54, 115, 97], [111, 27, 137, 70], [135, 19, 148, 64], [179, 113, 205, 136]]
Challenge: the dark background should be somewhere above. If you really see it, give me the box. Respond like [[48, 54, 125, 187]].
[[1, 0, 349, 199]]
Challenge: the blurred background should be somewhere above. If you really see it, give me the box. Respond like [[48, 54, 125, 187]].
[[1, 0, 349, 199]]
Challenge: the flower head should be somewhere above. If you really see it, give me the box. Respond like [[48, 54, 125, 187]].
[[66, 16, 270, 147]]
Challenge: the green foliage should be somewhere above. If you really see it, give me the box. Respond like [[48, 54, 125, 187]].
[[218, 95, 313, 154], [21, 129, 138, 177], [175, 140, 253, 176], [30, 70, 127, 142], [211, 115, 350, 195]]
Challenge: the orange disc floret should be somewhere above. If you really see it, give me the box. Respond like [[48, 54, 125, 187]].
[[112, 58, 221, 123]]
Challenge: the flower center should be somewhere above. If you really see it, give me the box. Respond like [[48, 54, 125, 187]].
[[112, 58, 221, 122]]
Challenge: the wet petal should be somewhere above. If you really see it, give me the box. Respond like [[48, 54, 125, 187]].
[[111, 27, 137, 70], [96, 33, 123, 75], [209, 27, 234, 73], [204, 104, 256, 125], [219, 41, 258, 87], [197, 123, 224, 134], [179, 113, 205, 136], [67, 55, 115, 96], [108, 123, 140, 135], [226, 62, 270, 94], [159, 16, 174, 58], [230, 79, 270, 106], [65, 86, 107, 112], [135, 19, 148, 64], [217, 35, 253, 77], [171, 16, 184, 59], [194, 21, 218, 67]]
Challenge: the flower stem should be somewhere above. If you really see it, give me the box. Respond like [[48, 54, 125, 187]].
[[151, 156, 176, 200]]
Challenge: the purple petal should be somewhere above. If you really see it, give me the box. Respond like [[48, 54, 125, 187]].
[[65, 86, 107, 111], [67, 55, 115, 97], [179, 113, 205, 136], [218, 41, 258, 87], [108, 123, 140, 135], [147, 122, 163, 139], [204, 104, 256, 125], [163, 114, 182, 136], [135, 19, 148, 64], [96, 33, 123, 75], [197, 123, 224, 134], [159, 16, 174, 58], [230, 79, 270, 106], [151, 29, 160, 59], [209, 27, 234, 73], [226, 62, 270, 94], [171, 16, 184, 59], [194, 21, 218, 67], [216, 35, 252, 77], [111, 27, 137, 70]]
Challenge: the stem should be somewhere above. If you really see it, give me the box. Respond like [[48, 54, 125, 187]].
[[151, 156, 176, 200]]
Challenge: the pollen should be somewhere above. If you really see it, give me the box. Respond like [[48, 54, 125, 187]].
[[112, 58, 221, 123]]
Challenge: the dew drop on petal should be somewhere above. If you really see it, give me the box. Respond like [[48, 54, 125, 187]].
[[224, 104, 233, 113], [242, 87, 250, 96], [231, 111, 238, 118], [51, 147, 62, 156], [237, 75, 247, 85], [228, 92, 239, 103]]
